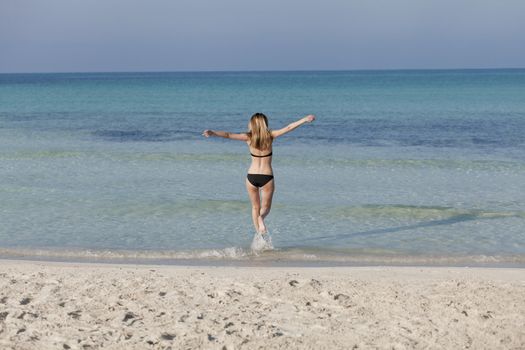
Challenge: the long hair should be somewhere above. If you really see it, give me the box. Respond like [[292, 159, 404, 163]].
[[247, 113, 273, 150]]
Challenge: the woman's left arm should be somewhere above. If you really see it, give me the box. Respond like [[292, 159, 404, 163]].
[[202, 130, 248, 141]]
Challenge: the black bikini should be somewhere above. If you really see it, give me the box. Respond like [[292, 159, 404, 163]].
[[250, 152, 272, 158], [247, 152, 274, 187]]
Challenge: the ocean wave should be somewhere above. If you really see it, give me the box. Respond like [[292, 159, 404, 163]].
[[0, 150, 247, 162], [325, 158, 525, 171], [1, 149, 524, 171], [74, 201, 525, 221], [0, 246, 250, 261], [92, 129, 198, 142], [1, 246, 524, 267]]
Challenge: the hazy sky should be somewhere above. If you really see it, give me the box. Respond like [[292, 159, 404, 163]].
[[1, 0, 524, 73]]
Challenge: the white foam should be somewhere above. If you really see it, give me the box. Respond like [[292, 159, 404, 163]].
[[250, 231, 274, 253], [195, 247, 247, 259]]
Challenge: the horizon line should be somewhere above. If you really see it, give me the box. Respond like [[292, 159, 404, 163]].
[[1, 67, 524, 75]]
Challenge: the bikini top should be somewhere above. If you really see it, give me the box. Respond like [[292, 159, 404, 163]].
[[250, 151, 272, 158]]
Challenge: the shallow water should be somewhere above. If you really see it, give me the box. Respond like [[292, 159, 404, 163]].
[[1, 70, 525, 266]]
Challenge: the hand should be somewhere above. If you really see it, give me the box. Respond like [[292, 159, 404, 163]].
[[304, 114, 316, 123], [202, 130, 214, 137]]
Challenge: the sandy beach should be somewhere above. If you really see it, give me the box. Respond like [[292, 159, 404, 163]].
[[0, 260, 524, 349]]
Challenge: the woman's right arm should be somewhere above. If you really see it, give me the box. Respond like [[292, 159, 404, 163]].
[[271, 114, 316, 138], [202, 130, 248, 141]]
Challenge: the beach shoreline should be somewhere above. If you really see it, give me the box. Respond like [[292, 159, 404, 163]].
[[2, 246, 525, 269], [1, 259, 524, 349]]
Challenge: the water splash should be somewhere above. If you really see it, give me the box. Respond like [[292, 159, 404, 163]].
[[250, 231, 274, 253]]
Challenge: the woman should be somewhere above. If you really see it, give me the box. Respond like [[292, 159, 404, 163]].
[[202, 113, 315, 234]]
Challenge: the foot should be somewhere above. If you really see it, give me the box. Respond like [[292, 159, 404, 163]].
[[257, 216, 267, 234]]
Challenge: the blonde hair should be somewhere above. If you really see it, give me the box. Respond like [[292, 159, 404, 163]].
[[247, 113, 272, 150]]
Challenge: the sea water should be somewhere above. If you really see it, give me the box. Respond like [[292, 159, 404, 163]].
[[1, 70, 524, 266]]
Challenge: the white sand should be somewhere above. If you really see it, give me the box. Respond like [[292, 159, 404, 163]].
[[0, 259, 524, 349]]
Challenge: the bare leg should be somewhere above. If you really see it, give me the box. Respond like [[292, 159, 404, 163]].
[[245, 179, 261, 232], [258, 179, 275, 233]]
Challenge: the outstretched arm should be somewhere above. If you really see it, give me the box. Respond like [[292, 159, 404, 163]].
[[202, 130, 248, 141], [271, 114, 316, 138]]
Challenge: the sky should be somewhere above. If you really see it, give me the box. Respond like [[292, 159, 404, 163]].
[[1, 0, 524, 73]]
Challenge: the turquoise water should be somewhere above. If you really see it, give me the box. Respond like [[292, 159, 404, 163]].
[[1, 70, 525, 266]]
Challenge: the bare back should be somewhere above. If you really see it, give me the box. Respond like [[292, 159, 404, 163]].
[[247, 141, 273, 175]]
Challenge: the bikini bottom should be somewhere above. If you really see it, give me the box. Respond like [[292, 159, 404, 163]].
[[247, 174, 274, 188]]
